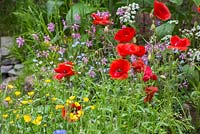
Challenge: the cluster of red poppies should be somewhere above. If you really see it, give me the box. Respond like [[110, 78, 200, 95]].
[[154, 0, 191, 51]]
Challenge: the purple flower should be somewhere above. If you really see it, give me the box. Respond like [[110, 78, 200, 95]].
[[16, 37, 25, 48], [62, 19, 67, 30], [72, 33, 81, 40], [116, 8, 125, 16], [53, 130, 67, 134], [179, 53, 186, 60], [72, 24, 80, 31], [86, 40, 93, 47], [101, 58, 107, 65], [42, 51, 49, 58], [75, 14, 81, 21], [91, 25, 96, 33], [88, 70, 96, 78], [82, 57, 88, 64], [47, 22, 55, 32], [58, 47, 65, 56], [44, 35, 50, 43], [32, 34, 39, 41], [130, 55, 137, 62], [141, 54, 148, 65]]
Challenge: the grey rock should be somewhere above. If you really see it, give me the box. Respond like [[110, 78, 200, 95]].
[[8, 69, 22, 76], [24, 75, 35, 92], [1, 58, 20, 65], [1, 37, 13, 48], [0, 47, 10, 56], [0, 37, 13, 56], [1, 65, 13, 73], [14, 64, 24, 70]]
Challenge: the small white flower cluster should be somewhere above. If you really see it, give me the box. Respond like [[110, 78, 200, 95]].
[[181, 25, 200, 39], [116, 3, 139, 24], [193, 50, 200, 62]]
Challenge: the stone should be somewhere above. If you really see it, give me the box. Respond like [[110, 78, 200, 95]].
[[8, 69, 22, 76], [24, 75, 35, 92], [1, 58, 20, 65], [14, 64, 24, 70], [1, 65, 13, 73], [0, 37, 13, 56]]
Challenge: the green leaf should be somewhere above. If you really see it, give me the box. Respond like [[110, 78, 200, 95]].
[[155, 22, 175, 38], [66, 2, 95, 24], [46, 0, 64, 18], [134, 0, 154, 7], [193, 0, 200, 6], [170, 0, 183, 5]]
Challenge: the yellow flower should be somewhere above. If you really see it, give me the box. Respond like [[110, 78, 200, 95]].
[[46, 93, 50, 97], [66, 99, 71, 106], [77, 110, 84, 117], [16, 114, 19, 119], [45, 79, 51, 83], [7, 84, 14, 89], [15, 91, 21, 96], [69, 96, 75, 100], [21, 101, 29, 105], [74, 102, 80, 107], [28, 100, 33, 103], [28, 91, 34, 96], [36, 115, 42, 121], [9, 121, 14, 124], [23, 115, 31, 123], [32, 115, 42, 125], [55, 105, 64, 110], [51, 97, 57, 101], [83, 97, 89, 102], [90, 105, 95, 110], [70, 113, 78, 121], [4, 96, 12, 103], [32, 119, 41, 125], [2, 114, 8, 119], [44, 124, 47, 127]]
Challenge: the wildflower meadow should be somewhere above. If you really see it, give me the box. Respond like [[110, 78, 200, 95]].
[[0, 0, 200, 134]]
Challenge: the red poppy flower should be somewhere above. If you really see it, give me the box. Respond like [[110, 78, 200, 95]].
[[168, 35, 190, 51], [197, 6, 200, 13], [154, 0, 171, 21], [91, 12, 112, 25], [109, 59, 131, 80], [54, 62, 75, 80], [116, 43, 139, 57], [132, 58, 146, 73], [114, 27, 136, 43], [134, 45, 146, 57], [142, 66, 158, 82], [144, 86, 158, 103]]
